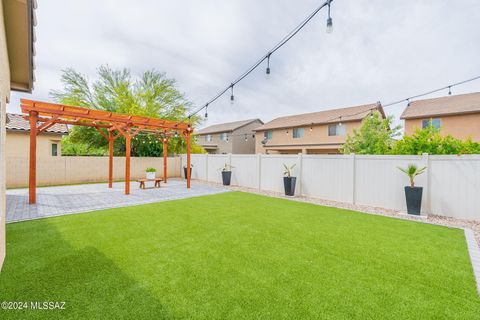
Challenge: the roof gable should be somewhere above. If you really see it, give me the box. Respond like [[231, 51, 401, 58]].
[[196, 119, 263, 135], [401, 92, 480, 119], [255, 103, 384, 131]]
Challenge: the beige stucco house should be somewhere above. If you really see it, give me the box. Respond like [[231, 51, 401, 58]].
[[6, 113, 67, 158], [255, 103, 385, 154], [401, 92, 480, 141], [1, 0, 36, 269], [195, 119, 263, 154]]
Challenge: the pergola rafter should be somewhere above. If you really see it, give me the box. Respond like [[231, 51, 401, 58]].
[[21, 99, 193, 204]]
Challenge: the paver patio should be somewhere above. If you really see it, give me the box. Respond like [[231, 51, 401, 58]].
[[6, 179, 228, 222]]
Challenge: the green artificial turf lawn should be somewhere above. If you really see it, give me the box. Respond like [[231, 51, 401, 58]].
[[0, 192, 479, 319]]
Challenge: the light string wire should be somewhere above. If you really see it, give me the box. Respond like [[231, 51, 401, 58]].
[[181, 0, 334, 123], [324, 74, 480, 123]]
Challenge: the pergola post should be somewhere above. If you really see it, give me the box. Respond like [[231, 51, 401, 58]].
[[163, 138, 168, 183], [28, 111, 38, 204], [125, 134, 131, 195], [108, 131, 114, 188], [186, 132, 191, 189]]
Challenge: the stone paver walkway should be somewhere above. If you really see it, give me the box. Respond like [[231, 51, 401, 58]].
[[6, 179, 229, 222]]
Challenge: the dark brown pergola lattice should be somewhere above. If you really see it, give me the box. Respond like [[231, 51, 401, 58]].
[[21, 99, 193, 204]]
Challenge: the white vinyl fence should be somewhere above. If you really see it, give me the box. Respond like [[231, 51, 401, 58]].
[[182, 154, 480, 220]]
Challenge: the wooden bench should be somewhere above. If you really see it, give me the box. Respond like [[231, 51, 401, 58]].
[[138, 178, 163, 189]]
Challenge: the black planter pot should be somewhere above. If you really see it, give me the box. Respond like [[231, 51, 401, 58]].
[[222, 171, 232, 186], [183, 167, 192, 180], [283, 177, 297, 196], [404, 186, 423, 215]]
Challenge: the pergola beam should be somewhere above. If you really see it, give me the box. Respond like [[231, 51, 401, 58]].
[[21, 99, 193, 204]]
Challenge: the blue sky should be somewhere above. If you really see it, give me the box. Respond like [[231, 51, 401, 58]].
[[8, 0, 480, 129]]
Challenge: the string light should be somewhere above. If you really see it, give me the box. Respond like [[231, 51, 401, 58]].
[[230, 85, 235, 105], [244, 134, 248, 142], [448, 86, 452, 95], [204, 104, 208, 119], [266, 53, 271, 79], [324, 74, 480, 124], [326, 0, 333, 34], [182, 0, 335, 122]]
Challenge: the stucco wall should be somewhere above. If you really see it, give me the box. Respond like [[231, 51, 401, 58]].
[[198, 133, 233, 154], [255, 121, 362, 154], [404, 113, 480, 141], [231, 120, 263, 154], [6, 156, 182, 188], [6, 131, 63, 158], [0, 0, 11, 270]]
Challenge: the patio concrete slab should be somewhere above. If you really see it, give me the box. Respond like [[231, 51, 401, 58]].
[[6, 179, 229, 223]]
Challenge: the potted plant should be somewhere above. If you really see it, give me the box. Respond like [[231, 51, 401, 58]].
[[283, 164, 297, 196], [146, 167, 156, 180], [398, 164, 427, 215], [183, 164, 193, 180], [219, 163, 234, 186]]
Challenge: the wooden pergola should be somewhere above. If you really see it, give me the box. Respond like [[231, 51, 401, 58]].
[[20, 99, 193, 204]]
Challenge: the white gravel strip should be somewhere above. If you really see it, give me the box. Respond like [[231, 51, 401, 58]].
[[465, 229, 480, 294]]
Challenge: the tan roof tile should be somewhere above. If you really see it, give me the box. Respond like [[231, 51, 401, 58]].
[[196, 119, 263, 135], [254, 103, 384, 131], [400, 92, 480, 119], [6, 113, 68, 134]]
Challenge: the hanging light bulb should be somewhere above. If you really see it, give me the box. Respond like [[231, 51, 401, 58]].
[[310, 123, 313, 132], [204, 104, 208, 119], [338, 117, 342, 126], [230, 85, 235, 105], [286, 130, 289, 135], [326, 1, 333, 34], [266, 54, 271, 79], [244, 134, 248, 142], [448, 86, 452, 95], [174, 131, 178, 138]]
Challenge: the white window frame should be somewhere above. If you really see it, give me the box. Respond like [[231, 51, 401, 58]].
[[220, 133, 228, 141], [205, 134, 212, 142]]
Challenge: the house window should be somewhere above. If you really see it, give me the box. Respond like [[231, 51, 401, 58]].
[[220, 133, 229, 141], [328, 123, 346, 136], [264, 130, 273, 140], [205, 134, 212, 142], [422, 118, 442, 129], [51, 143, 58, 156], [293, 128, 304, 139]]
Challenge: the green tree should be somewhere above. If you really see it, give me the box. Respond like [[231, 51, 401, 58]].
[[391, 126, 480, 155], [341, 111, 401, 154], [51, 65, 204, 156]]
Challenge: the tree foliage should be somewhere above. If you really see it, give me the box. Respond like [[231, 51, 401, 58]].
[[51, 65, 205, 156], [391, 126, 480, 155], [341, 111, 401, 154], [342, 115, 480, 155]]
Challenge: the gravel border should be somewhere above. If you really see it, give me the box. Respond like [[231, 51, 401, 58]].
[[465, 229, 480, 294]]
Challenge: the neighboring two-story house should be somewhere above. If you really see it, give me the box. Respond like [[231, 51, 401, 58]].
[[401, 92, 480, 141], [254, 103, 385, 154], [196, 119, 264, 154]]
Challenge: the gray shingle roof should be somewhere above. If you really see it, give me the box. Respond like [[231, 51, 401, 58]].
[[6, 113, 68, 134], [196, 119, 263, 135]]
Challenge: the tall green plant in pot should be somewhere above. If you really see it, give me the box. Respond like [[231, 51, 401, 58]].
[[398, 164, 426, 215], [283, 164, 297, 196]]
